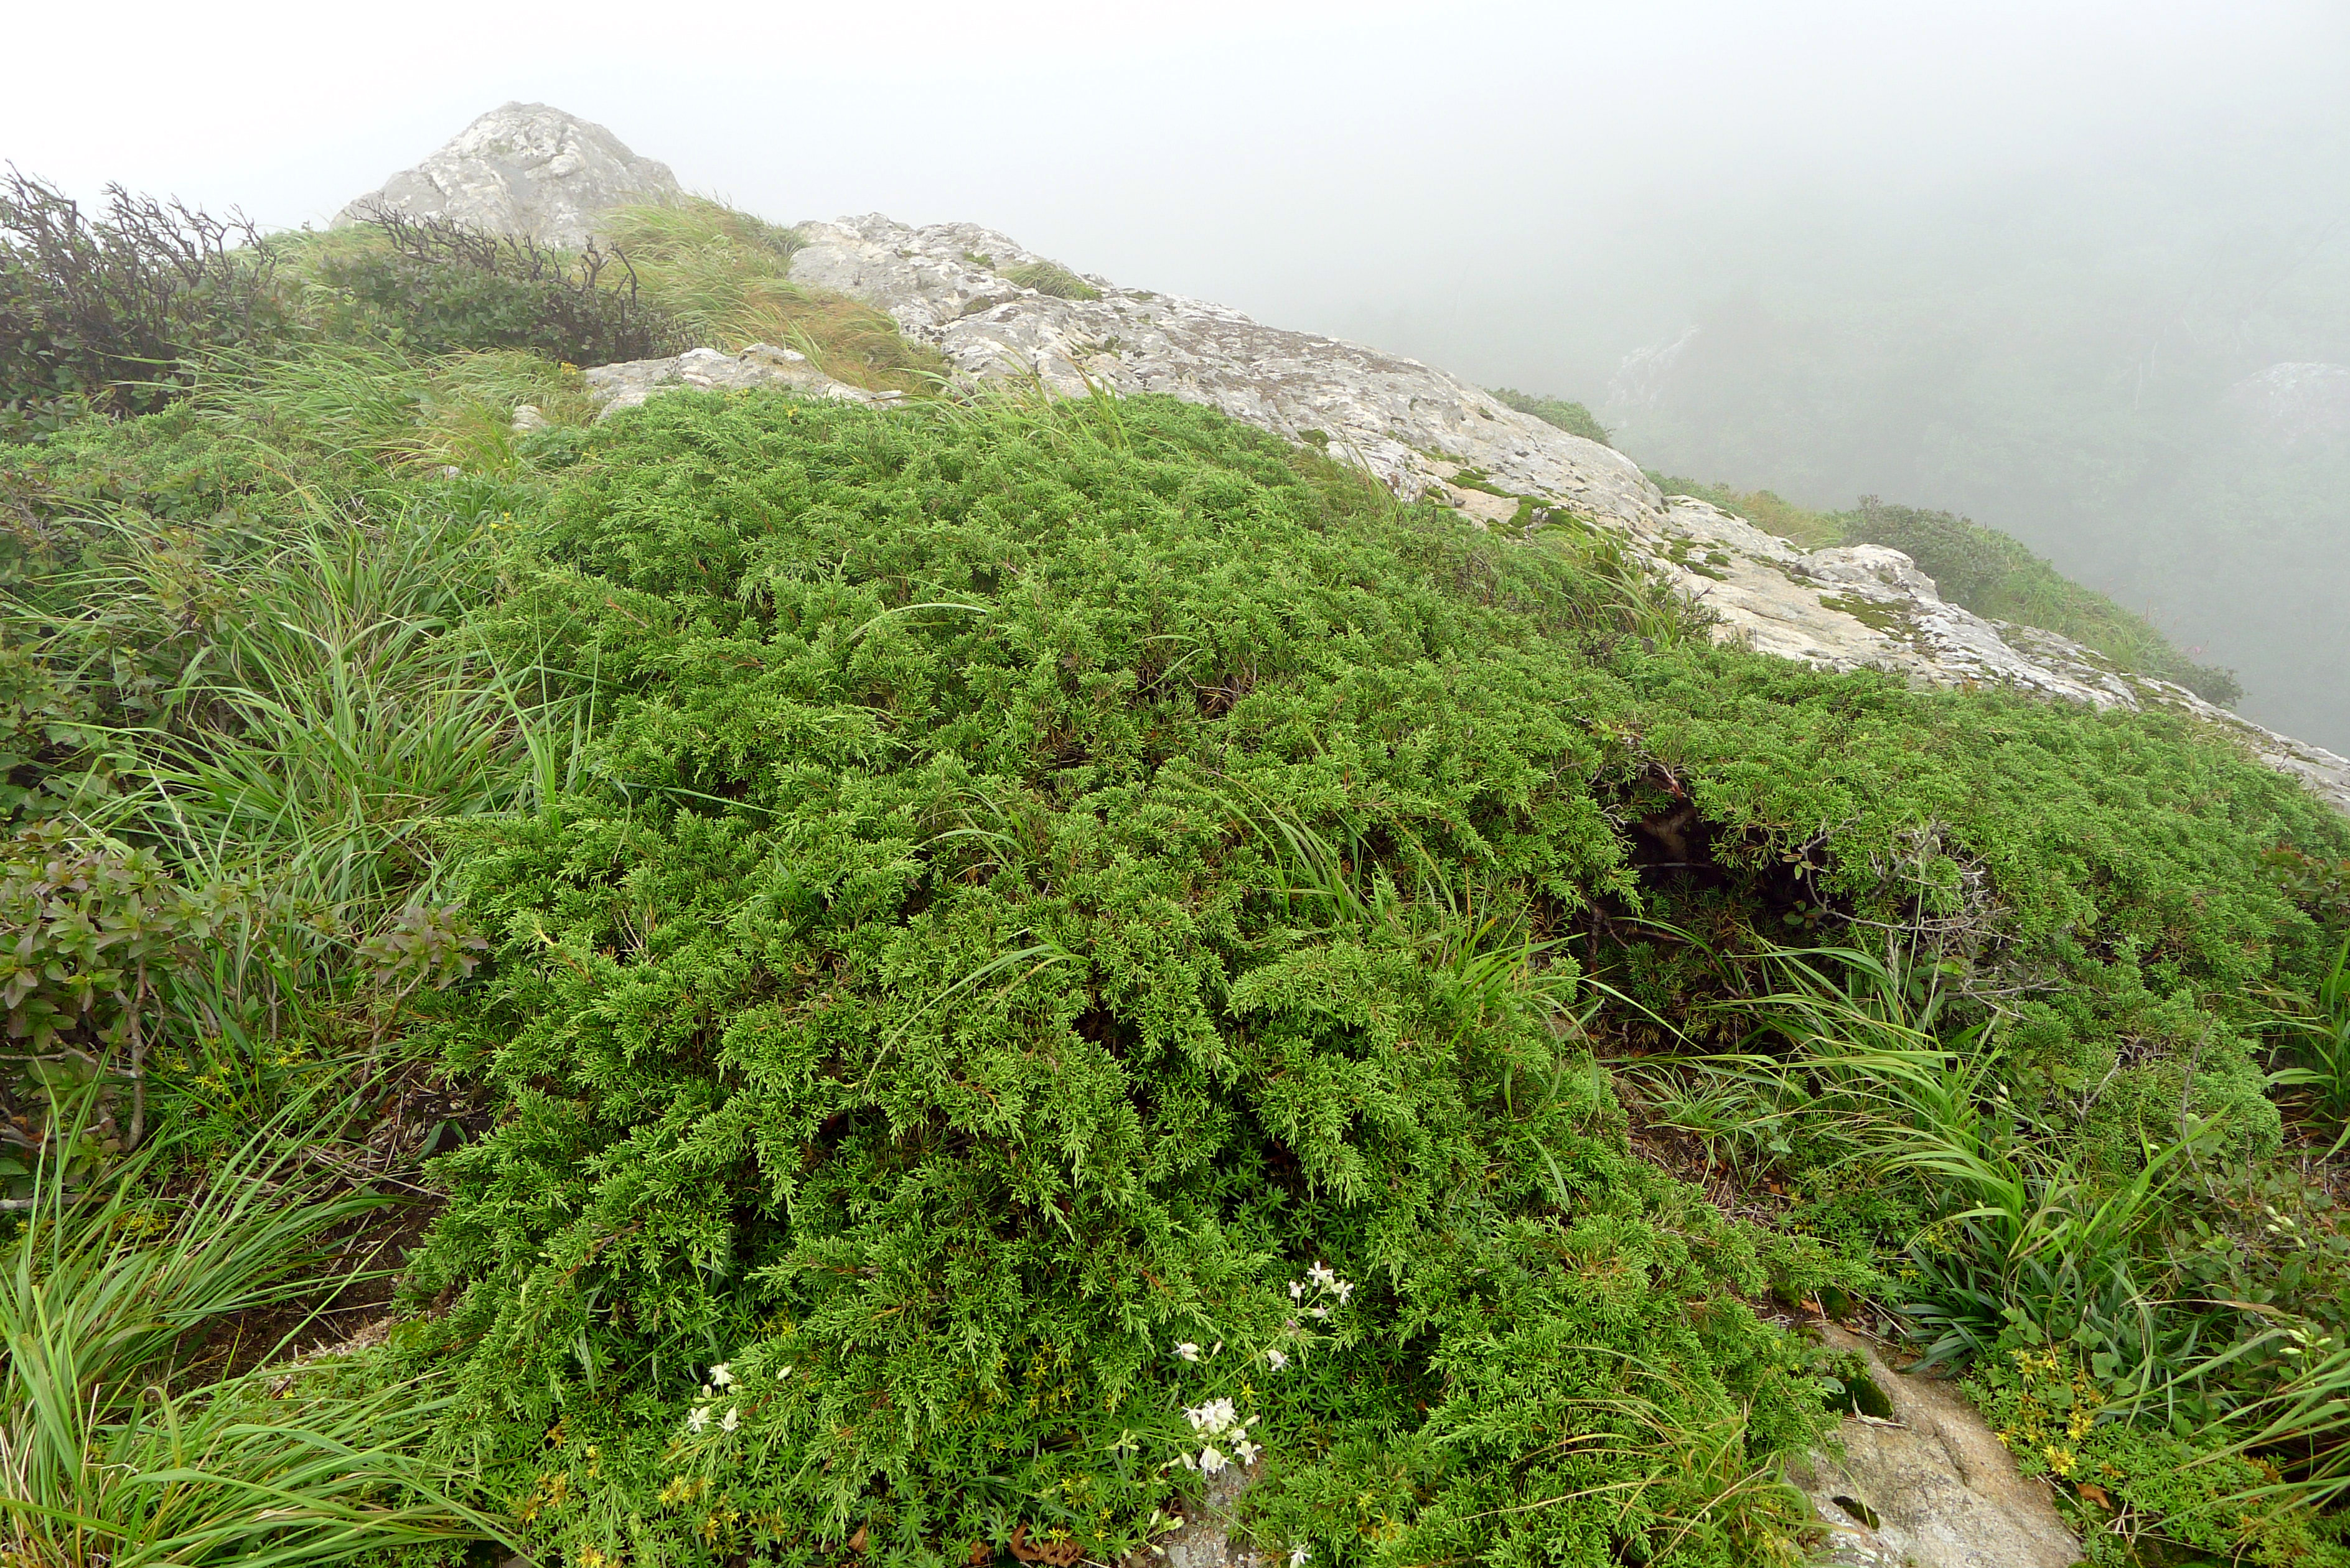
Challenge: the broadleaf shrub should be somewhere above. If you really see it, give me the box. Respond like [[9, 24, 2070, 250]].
[[0, 172, 286, 421], [311, 209, 688, 365]]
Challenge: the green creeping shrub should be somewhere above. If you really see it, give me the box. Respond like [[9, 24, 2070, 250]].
[[1489, 389, 1612, 447], [408, 391, 1840, 1567], [311, 210, 689, 365], [398, 389, 2350, 1567]]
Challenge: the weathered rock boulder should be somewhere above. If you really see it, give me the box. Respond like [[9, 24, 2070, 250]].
[[334, 102, 678, 249], [582, 343, 904, 418], [782, 213, 2350, 816], [1795, 1326, 2081, 1568]]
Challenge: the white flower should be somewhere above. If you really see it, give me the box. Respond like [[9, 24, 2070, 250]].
[[720, 1406, 740, 1433], [1174, 1342, 1202, 1363], [709, 1362, 735, 1388], [1266, 1348, 1289, 1371], [1210, 1341, 1224, 1356], [1177, 1450, 1199, 1470], [1289, 1547, 1312, 1568], [1199, 1445, 1229, 1475], [1306, 1261, 1336, 1288], [1184, 1398, 1240, 1435], [1333, 1280, 1354, 1304], [1234, 1438, 1262, 1465], [686, 1406, 710, 1432], [1288, 1280, 1305, 1300], [1308, 1305, 1330, 1320]]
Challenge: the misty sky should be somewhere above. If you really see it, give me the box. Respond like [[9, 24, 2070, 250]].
[[12, 0, 2338, 363], [9, 0, 2349, 743]]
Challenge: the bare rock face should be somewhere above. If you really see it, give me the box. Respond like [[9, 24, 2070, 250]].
[[784, 214, 2350, 817], [334, 103, 678, 248], [1795, 1327, 2081, 1568], [2226, 362, 2350, 450], [582, 343, 904, 418], [1130, 1459, 1267, 1568]]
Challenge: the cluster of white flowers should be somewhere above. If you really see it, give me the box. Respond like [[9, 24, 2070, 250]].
[[684, 1361, 742, 1435], [1175, 1396, 1261, 1473], [1286, 1260, 1354, 1320]]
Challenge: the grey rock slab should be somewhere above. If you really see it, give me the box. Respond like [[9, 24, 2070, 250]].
[[582, 343, 900, 419], [335, 103, 678, 249], [787, 215, 1660, 532], [1794, 1327, 2081, 1568], [1125, 1458, 1266, 1568]]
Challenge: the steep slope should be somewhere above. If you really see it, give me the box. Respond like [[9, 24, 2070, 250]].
[[788, 215, 2350, 812], [321, 111, 2350, 821]]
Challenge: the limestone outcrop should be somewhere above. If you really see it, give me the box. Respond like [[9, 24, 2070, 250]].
[[334, 103, 677, 249], [1795, 1327, 2082, 1568], [783, 213, 2350, 815], [582, 343, 903, 418]]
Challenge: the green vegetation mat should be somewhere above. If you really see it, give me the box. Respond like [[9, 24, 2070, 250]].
[[6, 190, 2350, 1568]]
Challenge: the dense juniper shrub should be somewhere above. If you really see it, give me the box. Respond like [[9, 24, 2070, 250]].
[[312, 208, 688, 364], [406, 393, 1843, 1567], [0, 172, 287, 424], [397, 390, 2349, 1568]]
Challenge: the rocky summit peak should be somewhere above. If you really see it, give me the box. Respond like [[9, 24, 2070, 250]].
[[332, 101, 678, 249]]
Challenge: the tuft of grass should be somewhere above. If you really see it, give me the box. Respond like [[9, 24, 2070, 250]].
[[2276, 933, 2350, 1126], [1647, 474, 1844, 548], [4, 345, 584, 1056], [0, 1108, 506, 1566], [604, 198, 947, 393], [1001, 259, 1102, 301]]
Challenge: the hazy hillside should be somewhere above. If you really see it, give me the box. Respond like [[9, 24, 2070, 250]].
[[1588, 140, 2350, 752], [7, 101, 2350, 1568]]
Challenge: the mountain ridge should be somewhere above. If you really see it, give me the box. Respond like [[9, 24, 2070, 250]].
[[340, 104, 2350, 817]]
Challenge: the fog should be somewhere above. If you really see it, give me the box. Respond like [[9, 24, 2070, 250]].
[[11, 0, 2348, 747]]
